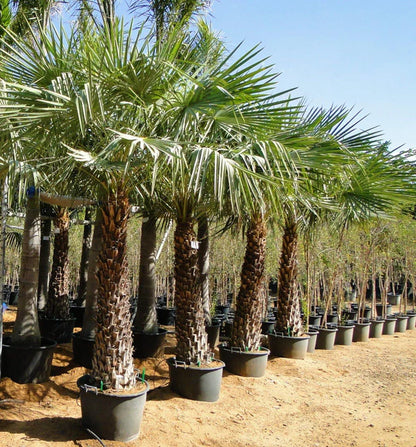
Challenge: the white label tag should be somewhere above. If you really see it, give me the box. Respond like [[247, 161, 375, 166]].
[[54, 228, 60, 234], [42, 236, 50, 240], [191, 240, 199, 249]]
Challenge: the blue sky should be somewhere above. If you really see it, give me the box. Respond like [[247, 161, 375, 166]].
[[207, 0, 415, 151]]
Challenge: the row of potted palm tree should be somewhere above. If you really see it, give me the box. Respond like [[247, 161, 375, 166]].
[[1, 1, 416, 442]]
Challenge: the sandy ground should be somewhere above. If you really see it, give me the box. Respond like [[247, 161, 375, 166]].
[[1, 308, 416, 447]]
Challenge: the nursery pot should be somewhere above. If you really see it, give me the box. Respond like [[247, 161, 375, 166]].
[[306, 328, 319, 353], [406, 311, 416, 330], [223, 320, 234, 338], [394, 315, 409, 333], [387, 293, 401, 306], [261, 320, 276, 335], [69, 305, 85, 328], [215, 304, 231, 316], [39, 315, 76, 344], [352, 321, 370, 342], [218, 345, 269, 377], [72, 332, 94, 369], [376, 303, 392, 317], [77, 375, 148, 442], [326, 314, 338, 324], [334, 325, 355, 346], [156, 307, 176, 326], [383, 316, 397, 335], [1, 336, 57, 384], [308, 315, 322, 327], [315, 327, 338, 350], [167, 357, 224, 402], [369, 319, 385, 338], [133, 328, 167, 359], [206, 324, 221, 350], [268, 333, 310, 359]]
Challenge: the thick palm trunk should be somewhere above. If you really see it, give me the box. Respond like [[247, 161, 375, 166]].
[[79, 209, 103, 339], [37, 216, 51, 311], [275, 218, 303, 336], [11, 192, 41, 345], [75, 207, 92, 306], [230, 216, 267, 350], [198, 215, 211, 325], [133, 215, 158, 334], [174, 218, 210, 364], [45, 207, 70, 319], [92, 190, 136, 391]]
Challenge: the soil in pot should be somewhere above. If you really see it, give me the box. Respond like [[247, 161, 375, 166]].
[[218, 345, 269, 377], [369, 319, 385, 338], [77, 374, 148, 442], [167, 357, 224, 402], [72, 332, 94, 368], [133, 328, 168, 359], [315, 327, 338, 350], [334, 325, 355, 346], [268, 333, 310, 359], [1, 336, 57, 384], [39, 315, 76, 344]]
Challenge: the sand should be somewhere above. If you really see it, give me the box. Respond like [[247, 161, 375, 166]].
[[1, 308, 415, 447]]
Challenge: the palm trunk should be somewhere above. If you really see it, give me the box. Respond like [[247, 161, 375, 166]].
[[198, 215, 211, 325], [75, 207, 92, 306], [230, 215, 267, 350], [79, 209, 103, 338], [45, 207, 70, 319], [174, 217, 210, 364], [275, 217, 303, 336], [133, 215, 158, 334], [92, 190, 136, 391], [37, 216, 51, 311], [11, 192, 41, 345]]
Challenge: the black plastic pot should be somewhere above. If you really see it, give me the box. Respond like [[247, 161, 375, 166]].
[[352, 322, 370, 342], [308, 315, 322, 327], [326, 314, 338, 324], [383, 316, 397, 335], [167, 357, 224, 402], [306, 328, 319, 353], [261, 320, 276, 335], [369, 319, 385, 338], [334, 325, 355, 346], [222, 320, 233, 338], [206, 324, 221, 350], [215, 304, 230, 316], [1, 336, 57, 384], [315, 327, 338, 350], [77, 375, 148, 442], [406, 312, 416, 330], [132, 328, 167, 359], [218, 345, 269, 377], [268, 333, 310, 359], [156, 307, 176, 326], [376, 303, 392, 317], [387, 293, 401, 306], [39, 316, 76, 343], [72, 332, 94, 368], [70, 306, 85, 328], [394, 315, 409, 333]]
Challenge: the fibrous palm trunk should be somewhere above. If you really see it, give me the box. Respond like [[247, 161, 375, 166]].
[[75, 207, 92, 306], [11, 191, 41, 345], [275, 217, 303, 336], [92, 190, 136, 391], [133, 215, 158, 334], [230, 216, 267, 351], [174, 217, 210, 364], [45, 207, 70, 319], [198, 215, 211, 325]]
